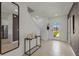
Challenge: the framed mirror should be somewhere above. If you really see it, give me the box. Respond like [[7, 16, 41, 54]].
[[0, 2, 19, 54]]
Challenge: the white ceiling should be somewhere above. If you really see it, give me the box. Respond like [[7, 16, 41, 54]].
[[26, 2, 73, 18]]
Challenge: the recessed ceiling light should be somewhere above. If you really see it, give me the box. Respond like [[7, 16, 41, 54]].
[[54, 14, 58, 17]]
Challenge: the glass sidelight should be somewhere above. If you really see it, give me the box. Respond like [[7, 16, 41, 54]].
[[0, 2, 19, 54]]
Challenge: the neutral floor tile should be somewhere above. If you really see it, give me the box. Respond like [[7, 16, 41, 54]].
[[31, 40, 75, 56]]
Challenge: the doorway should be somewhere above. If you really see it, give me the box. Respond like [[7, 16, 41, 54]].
[[13, 14, 19, 41]]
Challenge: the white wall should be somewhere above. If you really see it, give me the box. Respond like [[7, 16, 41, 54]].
[[31, 16, 49, 41], [0, 2, 39, 56], [31, 16, 47, 40]]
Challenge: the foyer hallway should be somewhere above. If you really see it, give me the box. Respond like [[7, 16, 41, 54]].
[[0, 2, 79, 56], [31, 40, 75, 56]]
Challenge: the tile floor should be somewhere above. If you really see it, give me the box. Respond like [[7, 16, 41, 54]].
[[31, 40, 75, 56]]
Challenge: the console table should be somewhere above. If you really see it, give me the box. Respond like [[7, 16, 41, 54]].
[[24, 35, 41, 56]]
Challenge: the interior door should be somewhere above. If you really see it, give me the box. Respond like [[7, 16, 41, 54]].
[[13, 14, 19, 41]]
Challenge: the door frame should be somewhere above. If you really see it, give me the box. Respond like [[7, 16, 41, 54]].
[[68, 17, 71, 44]]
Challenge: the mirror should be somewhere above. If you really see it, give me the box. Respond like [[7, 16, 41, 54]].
[[0, 2, 19, 54]]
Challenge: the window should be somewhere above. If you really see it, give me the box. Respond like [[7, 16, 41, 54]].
[[52, 21, 60, 38]]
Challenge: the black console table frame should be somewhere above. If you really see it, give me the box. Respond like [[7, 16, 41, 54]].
[[24, 36, 41, 56]]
